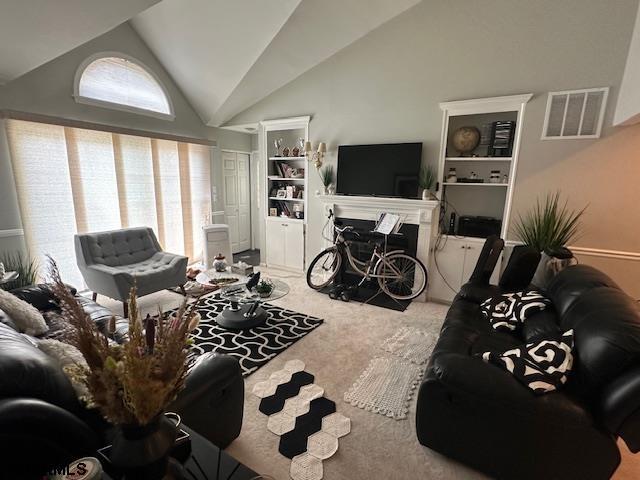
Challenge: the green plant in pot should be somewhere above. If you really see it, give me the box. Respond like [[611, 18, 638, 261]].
[[48, 258, 200, 479], [256, 279, 275, 298], [0, 251, 38, 290], [512, 192, 586, 288], [319, 165, 335, 195], [419, 165, 437, 200]]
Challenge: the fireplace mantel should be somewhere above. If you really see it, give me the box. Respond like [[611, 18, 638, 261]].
[[317, 194, 439, 302], [317, 194, 438, 224]]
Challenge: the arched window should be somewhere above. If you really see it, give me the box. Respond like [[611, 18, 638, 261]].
[[74, 53, 174, 119]]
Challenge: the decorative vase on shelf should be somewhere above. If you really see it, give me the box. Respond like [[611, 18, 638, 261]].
[[327, 183, 336, 195], [422, 189, 432, 201], [110, 412, 181, 480]]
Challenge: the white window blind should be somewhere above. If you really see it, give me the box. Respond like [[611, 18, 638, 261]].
[[77, 56, 172, 117], [6, 120, 212, 287]]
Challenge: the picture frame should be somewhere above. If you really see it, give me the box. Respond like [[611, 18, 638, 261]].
[[269, 207, 278, 217], [276, 189, 287, 198]]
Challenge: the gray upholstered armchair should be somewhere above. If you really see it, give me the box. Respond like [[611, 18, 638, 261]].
[[74, 227, 188, 316]]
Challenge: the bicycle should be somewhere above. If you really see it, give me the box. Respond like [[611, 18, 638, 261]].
[[306, 210, 428, 301]]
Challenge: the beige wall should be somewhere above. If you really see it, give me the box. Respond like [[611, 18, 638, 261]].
[[227, 0, 640, 296], [0, 22, 250, 254]]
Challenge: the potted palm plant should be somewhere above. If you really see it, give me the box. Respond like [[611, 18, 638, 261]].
[[419, 165, 437, 200], [512, 192, 586, 288]]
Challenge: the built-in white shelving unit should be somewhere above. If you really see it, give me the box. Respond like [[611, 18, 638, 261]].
[[259, 116, 310, 271], [429, 94, 533, 303]]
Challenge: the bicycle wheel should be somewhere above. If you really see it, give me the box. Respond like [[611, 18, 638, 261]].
[[374, 252, 427, 300], [307, 247, 342, 289]]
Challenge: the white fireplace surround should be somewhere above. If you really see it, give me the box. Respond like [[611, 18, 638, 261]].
[[317, 194, 439, 301]]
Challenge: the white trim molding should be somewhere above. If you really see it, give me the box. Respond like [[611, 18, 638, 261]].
[[0, 228, 24, 238], [570, 246, 640, 262]]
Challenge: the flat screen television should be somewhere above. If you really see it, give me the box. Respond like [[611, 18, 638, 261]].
[[336, 142, 422, 198]]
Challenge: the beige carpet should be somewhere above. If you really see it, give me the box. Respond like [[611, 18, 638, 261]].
[[95, 268, 640, 480]]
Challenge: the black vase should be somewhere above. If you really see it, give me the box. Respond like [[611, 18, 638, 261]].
[[110, 412, 180, 480]]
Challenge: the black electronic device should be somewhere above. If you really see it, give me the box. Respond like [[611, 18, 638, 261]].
[[457, 216, 502, 238], [449, 212, 456, 235], [489, 121, 516, 157], [336, 142, 422, 198]]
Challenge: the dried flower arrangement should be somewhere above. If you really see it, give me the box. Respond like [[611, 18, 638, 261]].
[[48, 258, 199, 426]]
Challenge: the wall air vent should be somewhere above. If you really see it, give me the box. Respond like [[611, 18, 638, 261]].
[[541, 87, 609, 139]]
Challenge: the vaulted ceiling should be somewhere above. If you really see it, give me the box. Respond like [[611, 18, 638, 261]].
[[0, 0, 422, 126], [0, 0, 161, 84], [132, 0, 422, 127]]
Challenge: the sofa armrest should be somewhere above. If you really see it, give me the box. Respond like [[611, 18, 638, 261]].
[[600, 364, 640, 452], [0, 398, 98, 477], [169, 353, 244, 448]]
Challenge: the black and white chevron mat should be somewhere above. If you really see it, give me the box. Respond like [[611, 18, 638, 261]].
[[180, 295, 323, 377]]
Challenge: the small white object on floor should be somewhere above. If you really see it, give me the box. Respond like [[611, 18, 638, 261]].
[[290, 453, 323, 480]]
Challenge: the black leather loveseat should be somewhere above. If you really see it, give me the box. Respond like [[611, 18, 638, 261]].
[[0, 284, 244, 477], [417, 265, 640, 479]]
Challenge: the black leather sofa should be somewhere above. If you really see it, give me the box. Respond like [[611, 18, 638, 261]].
[[0, 284, 244, 477], [417, 265, 640, 480]]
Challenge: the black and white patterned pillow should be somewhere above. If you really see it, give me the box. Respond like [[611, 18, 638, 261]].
[[480, 290, 551, 332], [480, 330, 574, 395]]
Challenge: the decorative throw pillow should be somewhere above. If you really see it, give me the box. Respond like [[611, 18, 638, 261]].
[[0, 288, 48, 336], [37, 338, 93, 405], [41, 310, 78, 343], [480, 330, 574, 395], [480, 290, 552, 332]]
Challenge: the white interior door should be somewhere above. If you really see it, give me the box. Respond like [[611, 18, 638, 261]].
[[223, 152, 240, 253], [236, 153, 251, 252], [222, 151, 252, 254]]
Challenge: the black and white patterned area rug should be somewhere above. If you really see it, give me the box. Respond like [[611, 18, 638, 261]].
[[184, 295, 323, 377]]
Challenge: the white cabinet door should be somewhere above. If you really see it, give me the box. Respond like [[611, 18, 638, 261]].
[[462, 243, 481, 285], [428, 237, 467, 303], [462, 241, 502, 285], [265, 221, 286, 267], [284, 222, 304, 270]]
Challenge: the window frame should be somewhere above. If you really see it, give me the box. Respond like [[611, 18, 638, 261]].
[[73, 52, 175, 121]]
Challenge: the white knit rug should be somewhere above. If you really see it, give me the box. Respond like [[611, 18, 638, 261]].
[[380, 326, 439, 365], [344, 327, 437, 420]]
